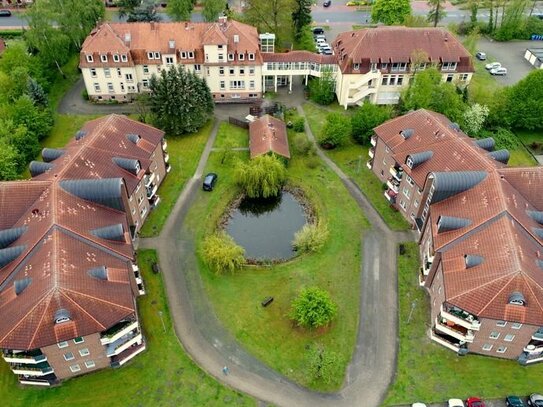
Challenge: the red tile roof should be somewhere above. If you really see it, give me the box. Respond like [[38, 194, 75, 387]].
[[249, 115, 290, 159]]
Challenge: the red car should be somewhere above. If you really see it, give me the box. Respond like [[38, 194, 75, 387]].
[[466, 397, 486, 407]]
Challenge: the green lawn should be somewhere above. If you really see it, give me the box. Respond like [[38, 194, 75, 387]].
[[49, 54, 82, 111], [508, 148, 538, 167], [516, 129, 543, 156], [139, 120, 214, 237], [467, 59, 503, 105], [385, 242, 543, 405], [213, 122, 249, 149], [302, 103, 410, 231], [182, 122, 368, 391], [0, 250, 254, 407]]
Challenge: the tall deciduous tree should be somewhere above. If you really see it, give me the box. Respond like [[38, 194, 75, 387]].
[[234, 154, 287, 198], [292, 0, 312, 40], [202, 0, 225, 22], [308, 70, 336, 105], [427, 0, 446, 27], [319, 112, 351, 148], [149, 66, 214, 135], [371, 0, 411, 25], [0, 139, 21, 181], [502, 70, 543, 130], [351, 103, 392, 145], [167, 0, 194, 21], [201, 232, 246, 274], [244, 0, 294, 42]]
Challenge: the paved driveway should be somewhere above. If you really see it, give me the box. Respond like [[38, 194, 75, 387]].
[[476, 38, 537, 85]]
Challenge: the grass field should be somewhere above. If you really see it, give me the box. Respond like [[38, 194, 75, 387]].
[[384, 242, 543, 405], [182, 123, 368, 391], [302, 103, 410, 231], [0, 250, 254, 407], [213, 122, 249, 149], [139, 120, 214, 237]]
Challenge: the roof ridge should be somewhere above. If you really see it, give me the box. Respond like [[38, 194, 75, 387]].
[[477, 275, 516, 315], [62, 285, 133, 312], [59, 290, 107, 331]]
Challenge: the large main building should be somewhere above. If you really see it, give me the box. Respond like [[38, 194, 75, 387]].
[[80, 19, 474, 108], [0, 115, 169, 386], [370, 109, 543, 364]]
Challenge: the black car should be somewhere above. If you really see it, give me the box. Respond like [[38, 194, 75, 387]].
[[323, 0, 331, 7], [312, 26, 325, 36], [203, 173, 218, 191], [506, 396, 525, 407], [0, 9, 11, 17]]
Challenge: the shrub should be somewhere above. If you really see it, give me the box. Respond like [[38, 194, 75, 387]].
[[306, 344, 344, 384], [292, 222, 329, 253], [306, 155, 321, 169], [318, 112, 351, 148], [290, 287, 338, 329], [201, 232, 245, 274], [351, 102, 392, 144], [292, 117, 305, 133], [235, 154, 287, 198], [293, 133, 313, 155], [308, 71, 335, 105]]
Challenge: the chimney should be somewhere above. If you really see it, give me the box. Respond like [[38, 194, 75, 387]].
[[218, 15, 227, 26], [169, 39, 175, 49], [233, 35, 239, 43], [124, 33, 131, 45]]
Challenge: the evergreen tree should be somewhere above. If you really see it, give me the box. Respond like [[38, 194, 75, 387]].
[[128, 0, 162, 22], [149, 66, 214, 135], [292, 0, 312, 40], [427, 0, 446, 27], [27, 78, 48, 107], [118, 0, 141, 19]]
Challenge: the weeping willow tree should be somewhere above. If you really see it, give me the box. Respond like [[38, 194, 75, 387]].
[[234, 154, 287, 198]]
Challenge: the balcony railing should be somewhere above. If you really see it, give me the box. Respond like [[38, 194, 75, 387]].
[[146, 184, 158, 199], [533, 327, 543, 341], [519, 350, 543, 365], [101, 320, 139, 345], [144, 173, 156, 188], [430, 329, 468, 354], [368, 147, 375, 159], [386, 178, 399, 194], [366, 160, 373, 170], [166, 163, 172, 173], [524, 339, 543, 354], [389, 165, 403, 181], [11, 362, 54, 376], [384, 189, 397, 204], [435, 317, 475, 343], [3, 350, 47, 364], [162, 140, 168, 151], [370, 136, 377, 147], [110, 340, 146, 368], [106, 332, 143, 357], [164, 153, 169, 163], [441, 304, 481, 331]]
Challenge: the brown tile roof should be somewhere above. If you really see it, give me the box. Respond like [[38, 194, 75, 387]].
[[332, 26, 473, 74], [80, 20, 262, 68], [249, 115, 290, 159]]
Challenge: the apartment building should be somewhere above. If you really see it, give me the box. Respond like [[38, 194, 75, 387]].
[[370, 109, 543, 364], [80, 20, 474, 107], [0, 115, 168, 386]]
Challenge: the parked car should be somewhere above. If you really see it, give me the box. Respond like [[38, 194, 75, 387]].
[[321, 49, 333, 55], [506, 395, 525, 407], [485, 61, 501, 70], [475, 51, 487, 61], [412, 403, 427, 407], [314, 34, 327, 41], [466, 397, 485, 407], [202, 173, 218, 191], [0, 9, 11, 17], [528, 394, 543, 407], [490, 67, 507, 76], [448, 399, 465, 407], [316, 38, 327, 45], [323, 0, 331, 6], [312, 26, 325, 35]]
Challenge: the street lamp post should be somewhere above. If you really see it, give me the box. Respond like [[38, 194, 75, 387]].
[[158, 310, 166, 333]]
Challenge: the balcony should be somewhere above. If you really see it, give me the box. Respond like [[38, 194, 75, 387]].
[[370, 136, 377, 147], [149, 194, 161, 208], [384, 189, 397, 204], [386, 178, 400, 194], [519, 350, 543, 365], [435, 317, 475, 343], [132, 264, 143, 285], [368, 147, 375, 159], [137, 281, 146, 296], [389, 165, 403, 181], [441, 304, 481, 331], [144, 173, 156, 188], [11, 361, 54, 376], [164, 153, 169, 163], [111, 340, 146, 368], [19, 373, 58, 387], [3, 350, 47, 364], [366, 160, 373, 170], [146, 184, 158, 199], [106, 331, 143, 357], [430, 329, 469, 355], [100, 320, 139, 345], [166, 164, 171, 173], [162, 140, 168, 151], [533, 327, 543, 341], [524, 338, 543, 354]]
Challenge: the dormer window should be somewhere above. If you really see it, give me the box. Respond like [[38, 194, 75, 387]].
[[508, 292, 526, 306], [86, 54, 94, 63], [154, 52, 160, 59], [442, 62, 457, 71], [406, 157, 414, 168], [353, 63, 360, 70], [179, 51, 186, 59], [248, 53, 254, 61], [239, 53, 244, 61], [121, 54, 128, 62], [54, 309, 71, 324], [188, 51, 194, 59], [100, 54, 108, 63], [113, 54, 120, 62], [381, 63, 387, 69], [228, 53, 234, 61], [147, 52, 154, 60]]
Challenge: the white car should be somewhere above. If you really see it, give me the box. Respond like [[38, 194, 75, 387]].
[[412, 403, 427, 407], [448, 399, 465, 407], [485, 61, 501, 70], [490, 67, 507, 76]]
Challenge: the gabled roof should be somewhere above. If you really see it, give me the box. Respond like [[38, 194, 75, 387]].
[[249, 115, 290, 159]]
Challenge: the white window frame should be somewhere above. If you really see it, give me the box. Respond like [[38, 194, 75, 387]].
[[403, 187, 411, 199], [104, 68, 111, 78], [64, 352, 75, 361], [100, 54, 108, 63], [249, 80, 255, 90], [70, 364, 81, 373], [406, 175, 414, 186], [504, 334, 515, 342], [497, 320, 507, 327], [154, 52, 160, 59], [219, 67, 225, 76], [512, 323, 522, 330], [117, 68, 122, 77], [228, 53, 234, 61], [482, 343, 493, 351], [496, 346, 507, 354], [220, 81, 225, 90], [188, 51, 194, 59], [249, 67, 255, 75], [248, 53, 255, 61], [121, 54, 128, 62], [239, 53, 245, 61], [86, 54, 94, 63], [143, 65, 149, 74], [142, 79, 149, 88], [194, 64, 201, 73], [90, 68, 97, 78], [147, 52, 154, 60], [107, 83, 114, 93], [218, 54, 224, 61], [165, 56, 174, 65], [73, 337, 84, 344], [113, 54, 120, 63], [229, 67, 235, 75], [489, 331, 500, 339], [79, 348, 90, 357], [85, 360, 96, 369], [93, 83, 100, 93], [180, 51, 187, 59], [58, 341, 69, 349], [353, 63, 360, 70]]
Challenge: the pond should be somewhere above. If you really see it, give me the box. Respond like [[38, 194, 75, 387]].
[[225, 192, 307, 261]]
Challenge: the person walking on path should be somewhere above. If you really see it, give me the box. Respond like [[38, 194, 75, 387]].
[[222, 366, 230, 375]]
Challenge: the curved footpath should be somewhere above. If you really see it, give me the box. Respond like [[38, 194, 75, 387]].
[[137, 107, 415, 406]]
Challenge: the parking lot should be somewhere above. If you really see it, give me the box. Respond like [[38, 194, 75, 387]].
[[476, 38, 539, 85], [396, 395, 534, 407]]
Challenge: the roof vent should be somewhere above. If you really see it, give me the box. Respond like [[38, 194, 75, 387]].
[[54, 309, 71, 324], [14, 277, 32, 295], [464, 254, 484, 269], [508, 292, 526, 306], [75, 130, 87, 141], [437, 216, 472, 233], [90, 224, 125, 241], [474, 137, 495, 152], [406, 151, 433, 169], [528, 210, 543, 225], [42, 148, 65, 162], [233, 34, 239, 43], [127, 133, 141, 144], [29, 161, 54, 177], [0, 245, 26, 268], [400, 128, 414, 139], [112, 157, 141, 175], [0, 226, 27, 249], [169, 39, 175, 49], [124, 33, 131, 44], [449, 122, 460, 131], [429, 171, 487, 204], [88, 266, 108, 281], [488, 149, 510, 164], [532, 228, 543, 239]]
